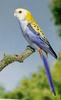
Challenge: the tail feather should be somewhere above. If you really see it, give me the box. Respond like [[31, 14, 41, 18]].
[[41, 53, 56, 95]]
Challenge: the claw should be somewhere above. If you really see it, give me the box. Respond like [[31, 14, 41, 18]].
[[27, 45, 35, 52]]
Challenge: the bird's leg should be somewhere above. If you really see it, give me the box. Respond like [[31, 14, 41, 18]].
[[27, 45, 35, 52], [37, 48, 42, 56]]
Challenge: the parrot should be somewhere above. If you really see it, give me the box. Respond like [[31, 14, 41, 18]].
[[14, 8, 57, 95]]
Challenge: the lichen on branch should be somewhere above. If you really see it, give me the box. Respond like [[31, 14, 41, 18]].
[[0, 47, 35, 71]]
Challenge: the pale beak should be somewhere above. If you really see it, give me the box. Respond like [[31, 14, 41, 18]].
[[14, 10, 17, 16], [14, 13, 16, 17]]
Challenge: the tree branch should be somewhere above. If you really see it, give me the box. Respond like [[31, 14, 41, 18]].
[[0, 47, 35, 71]]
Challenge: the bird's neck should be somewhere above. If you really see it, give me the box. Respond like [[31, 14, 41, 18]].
[[25, 12, 34, 23], [19, 20, 28, 32]]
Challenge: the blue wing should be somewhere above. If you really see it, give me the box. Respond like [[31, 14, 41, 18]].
[[26, 23, 57, 59]]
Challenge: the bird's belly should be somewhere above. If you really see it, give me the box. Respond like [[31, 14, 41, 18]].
[[22, 28, 38, 50], [20, 22, 38, 50]]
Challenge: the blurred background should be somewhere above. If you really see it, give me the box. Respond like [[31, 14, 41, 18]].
[[0, 0, 61, 99]]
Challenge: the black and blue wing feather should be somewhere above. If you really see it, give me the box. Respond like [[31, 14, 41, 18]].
[[27, 23, 57, 59]]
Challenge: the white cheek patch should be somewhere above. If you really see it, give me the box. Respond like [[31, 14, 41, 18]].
[[16, 14, 23, 20], [16, 11, 27, 21]]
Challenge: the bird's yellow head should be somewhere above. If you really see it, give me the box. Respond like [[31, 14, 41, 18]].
[[14, 8, 33, 22]]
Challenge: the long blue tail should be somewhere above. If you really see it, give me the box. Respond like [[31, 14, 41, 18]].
[[41, 54, 56, 95]]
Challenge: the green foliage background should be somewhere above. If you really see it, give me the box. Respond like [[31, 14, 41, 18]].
[[0, 54, 61, 99], [50, 0, 61, 36], [0, 0, 61, 99]]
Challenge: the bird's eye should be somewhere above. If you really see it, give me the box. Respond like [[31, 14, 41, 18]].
[[19, 11, 22, 13]]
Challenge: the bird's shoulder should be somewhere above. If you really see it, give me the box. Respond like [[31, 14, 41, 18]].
[[30, 20, 45, 37], [27, 19, 50, 45]]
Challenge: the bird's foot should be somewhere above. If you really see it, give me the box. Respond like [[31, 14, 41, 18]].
[[27, 45, 35, 52], [37, 48, 42, 55]]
